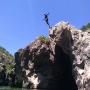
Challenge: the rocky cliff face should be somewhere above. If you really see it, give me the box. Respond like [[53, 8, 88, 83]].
[[15, 39, 51, 88], [71, 29, 90, 90], [14, 21, 90, 90]]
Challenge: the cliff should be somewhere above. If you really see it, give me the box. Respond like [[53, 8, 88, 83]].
[[14, 21, 90, 90], [71, 29, 90, 90], [0, 46, 14, 85]]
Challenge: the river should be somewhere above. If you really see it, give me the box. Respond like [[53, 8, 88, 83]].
[[0, 86, 43, 90]]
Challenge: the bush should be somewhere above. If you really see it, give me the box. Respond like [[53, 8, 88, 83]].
[[38, 35, 49, 44], [81, 23, 90, 31]]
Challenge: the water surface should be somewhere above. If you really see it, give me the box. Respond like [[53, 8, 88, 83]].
[[0, 86, 39, 90]]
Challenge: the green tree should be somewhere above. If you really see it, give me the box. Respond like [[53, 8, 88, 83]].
[[81, 23, 90, 31]]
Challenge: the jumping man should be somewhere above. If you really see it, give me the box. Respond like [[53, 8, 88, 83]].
[[43, 13, 50, 28]]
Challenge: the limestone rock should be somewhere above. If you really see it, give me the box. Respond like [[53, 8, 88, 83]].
[[49, 21, 78, 90], [49, 21, 90, 90], [14, 21, 90, 90], [49, 21, 73, 55], [15, 39, 51, 88], [71, 29, 90, 90]]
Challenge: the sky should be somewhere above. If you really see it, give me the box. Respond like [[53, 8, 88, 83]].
[[0, 0, 90, 55]]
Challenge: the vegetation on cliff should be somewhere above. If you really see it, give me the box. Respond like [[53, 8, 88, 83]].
[[0, 46, 14, 73], [38, 35, 49, 44], [81, 22, 90, 31]]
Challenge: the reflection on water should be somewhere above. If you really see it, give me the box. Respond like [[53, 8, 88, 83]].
[[0, 86, 47, 90]]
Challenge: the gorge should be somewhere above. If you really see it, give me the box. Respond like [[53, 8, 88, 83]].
[[0, 21, 90, 90]]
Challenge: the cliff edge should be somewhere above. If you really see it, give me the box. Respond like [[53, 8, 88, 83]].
[[14, 21, 90, 90]]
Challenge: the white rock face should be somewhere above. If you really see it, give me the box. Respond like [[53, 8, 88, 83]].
[[28, 74, 40, 88], [16, 21, 90, 89], [49, 21, 90, 90], [49, 21, 73, 55], [71, 29, 90, 90]]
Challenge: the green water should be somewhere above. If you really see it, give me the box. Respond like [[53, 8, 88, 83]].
[[0, 87, 47, 90], [0, 86, 26, 90], [0, 86, 40, 90]]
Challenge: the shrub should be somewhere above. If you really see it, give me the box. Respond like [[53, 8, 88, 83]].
[[81, 23, 90, 31], [38, 35, 49, 44], [0, 46, 14, 73]]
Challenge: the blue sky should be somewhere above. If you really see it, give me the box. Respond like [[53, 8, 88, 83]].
[[0, 0, 90, 55]]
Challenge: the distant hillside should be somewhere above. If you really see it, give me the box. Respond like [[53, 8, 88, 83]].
[[0, 46, 14, 73], [81, 22, 90, 31]]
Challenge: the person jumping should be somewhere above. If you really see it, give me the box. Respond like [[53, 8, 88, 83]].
[[43, 13, 51, 28]]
